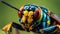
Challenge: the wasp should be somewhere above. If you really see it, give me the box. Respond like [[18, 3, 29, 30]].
[[1, 1, 60, 34]]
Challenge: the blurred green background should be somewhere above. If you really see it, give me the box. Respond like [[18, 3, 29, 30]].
[[0, 0, 60, 34]]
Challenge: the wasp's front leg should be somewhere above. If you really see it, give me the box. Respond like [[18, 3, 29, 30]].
[[2, 22, 25, 34]]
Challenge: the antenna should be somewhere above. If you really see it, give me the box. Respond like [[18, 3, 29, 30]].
[[1, 1, 60, 24], [1, 1, 20, 11]]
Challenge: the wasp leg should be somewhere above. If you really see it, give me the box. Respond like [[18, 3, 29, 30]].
[[36, 25, 58, 34], [2, 22, 12, 32], [12, 22, 25, 30], [12, 22, 25, 34], [14, 28, 19, 34], [2, 22, 25, 34], [56, 25, 60, 29]]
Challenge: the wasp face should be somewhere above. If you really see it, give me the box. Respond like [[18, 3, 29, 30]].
[[18, 5, 41, 29], [19, 10, 34, 30], [22, 10, 33, 24]]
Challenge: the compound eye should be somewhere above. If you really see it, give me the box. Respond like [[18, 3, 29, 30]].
[[18, 11, 22, 18], [34, 8, 40, 19], [18, 6, 24, 18]]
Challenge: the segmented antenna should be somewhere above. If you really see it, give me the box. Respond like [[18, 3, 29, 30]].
[[1, 1, 20, 11]]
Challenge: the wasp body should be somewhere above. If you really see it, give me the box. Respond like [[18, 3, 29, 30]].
[[1, 1, 60, 34]]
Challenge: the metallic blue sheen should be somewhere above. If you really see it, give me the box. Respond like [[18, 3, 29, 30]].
[[42, 25, 56, 32]]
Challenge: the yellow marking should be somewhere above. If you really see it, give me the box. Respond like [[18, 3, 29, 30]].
[[22, 10, 33, 24], [22, 16, 26, 23], [28, 11, 33, 23], [23, 10, 29, 16], [47, 20, 50, 24], [56, 25, 60, 29], [28, 17, 33, 24], [28, 11, 33, 16], [2, 22, 12, 31], [37, 8, 43, 22]]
